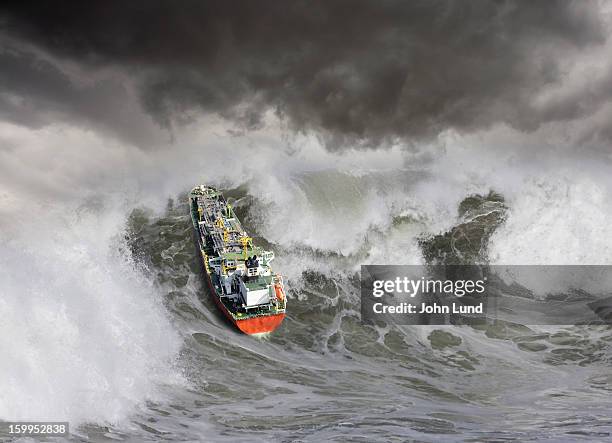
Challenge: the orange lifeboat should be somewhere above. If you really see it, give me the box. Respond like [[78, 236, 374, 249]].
[[274, 284, 285, 301]]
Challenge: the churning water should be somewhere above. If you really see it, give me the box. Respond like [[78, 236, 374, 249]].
[[2, 139, 612, 441]]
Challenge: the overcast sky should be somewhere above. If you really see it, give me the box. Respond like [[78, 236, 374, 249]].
[[1, 0, 611, 150]]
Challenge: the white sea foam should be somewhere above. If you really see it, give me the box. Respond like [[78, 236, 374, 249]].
[[489, 171, 612, 265], [0, 206, 183, 425]]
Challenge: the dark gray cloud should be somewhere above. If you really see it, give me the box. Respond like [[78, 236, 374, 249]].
[[0, 48, 167, 146], [0, 0, 608, 148]]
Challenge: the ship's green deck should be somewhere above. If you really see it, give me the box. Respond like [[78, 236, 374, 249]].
[[221, 250, 263, 261]]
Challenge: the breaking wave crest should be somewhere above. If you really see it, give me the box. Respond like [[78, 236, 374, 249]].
[[0, 205, 183, 427]]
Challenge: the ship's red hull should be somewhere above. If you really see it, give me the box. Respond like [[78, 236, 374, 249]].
[[204, 270, 285, 334]]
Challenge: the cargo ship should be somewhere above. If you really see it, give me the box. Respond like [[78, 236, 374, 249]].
[[189, 185, 286, 334]]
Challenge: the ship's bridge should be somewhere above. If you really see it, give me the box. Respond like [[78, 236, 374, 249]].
[[239, 274, 273, 307]]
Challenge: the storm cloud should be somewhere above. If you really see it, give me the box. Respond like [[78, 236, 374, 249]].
[[0, 0, 610, 148]]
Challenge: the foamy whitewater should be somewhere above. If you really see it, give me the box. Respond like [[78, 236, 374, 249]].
[[0, 206, 183, 426], [1, 119, 612, 441]]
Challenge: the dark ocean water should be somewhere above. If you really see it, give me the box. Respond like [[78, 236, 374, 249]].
[[98, 187, 612, 442], [3, 178, 611, 443]]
